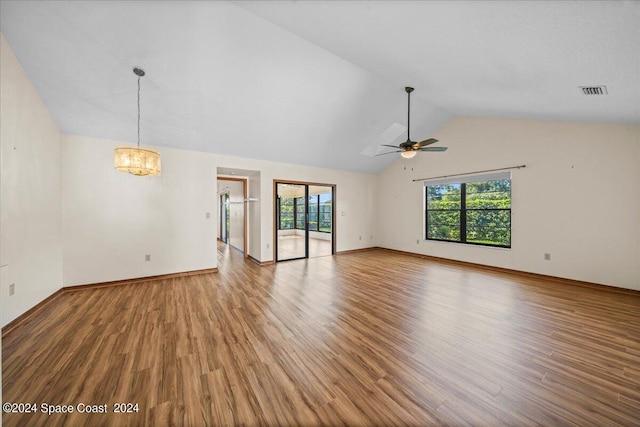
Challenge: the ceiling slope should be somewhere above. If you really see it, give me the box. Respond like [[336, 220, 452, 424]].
[[0, 1, 452, 173], [1, 1, 637, 174], [238, 0, 640, 125]]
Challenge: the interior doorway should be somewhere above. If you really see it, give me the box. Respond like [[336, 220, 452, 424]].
[[275, 181, 335, 262], [217, 177, 247, 257]]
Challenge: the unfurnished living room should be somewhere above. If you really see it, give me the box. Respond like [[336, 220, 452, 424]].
[[1, 1, 639, 426]]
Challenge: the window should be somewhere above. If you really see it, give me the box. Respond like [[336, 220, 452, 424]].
[[308, 195, 319, 231], [425, 173, 511, 248], [290, 194, 332, 233], [318, 194, 332, 233], [278, 197, 295, 230], [278, 193, 332, 233], [295, 196, 306, 230]]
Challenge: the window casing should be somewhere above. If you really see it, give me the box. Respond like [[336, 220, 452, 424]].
[[425, 175, 511, 248]]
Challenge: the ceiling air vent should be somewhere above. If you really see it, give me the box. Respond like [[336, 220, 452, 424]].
[[579, 86, 608, 95]]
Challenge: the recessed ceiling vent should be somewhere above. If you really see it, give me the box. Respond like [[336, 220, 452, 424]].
[[579, 85, 608, 95]]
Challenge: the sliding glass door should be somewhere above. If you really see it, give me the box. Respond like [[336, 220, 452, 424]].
[[307, 186, 333, 258], [275, 182, 334, 261], [276, 183, 307, 261]]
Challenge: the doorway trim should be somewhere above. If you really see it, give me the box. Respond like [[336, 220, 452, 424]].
[[217, 177, 248, 258], [273, 179, 336, 262]]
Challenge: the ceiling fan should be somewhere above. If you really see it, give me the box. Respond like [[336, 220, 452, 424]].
[[377, 87, 447, 159]]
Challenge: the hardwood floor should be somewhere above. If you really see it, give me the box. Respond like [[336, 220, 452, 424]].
[[3, 243, 640, 426]]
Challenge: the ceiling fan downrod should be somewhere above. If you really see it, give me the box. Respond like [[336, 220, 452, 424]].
[[405, 87, 414, 142]]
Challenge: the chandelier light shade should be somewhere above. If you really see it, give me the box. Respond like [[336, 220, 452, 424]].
[[114, 147, 161, 176], [114, 67, 161, 176], [400, 150, 417, 159]]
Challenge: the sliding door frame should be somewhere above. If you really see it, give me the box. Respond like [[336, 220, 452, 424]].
[[273, 179, 336, 262]]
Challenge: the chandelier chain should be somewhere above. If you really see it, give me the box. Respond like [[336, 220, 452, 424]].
[[137, 74, 141, 148]]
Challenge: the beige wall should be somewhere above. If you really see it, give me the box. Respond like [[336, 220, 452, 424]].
[[0, 33, 63, 327], [61, 135, 218, 286], [377, 117, 640, 290]]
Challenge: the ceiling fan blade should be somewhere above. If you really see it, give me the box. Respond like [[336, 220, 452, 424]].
[[381, 144, 400, 149], [420, 146, 448, 152], [416, 138, 439, 148], [375, 150, 402, 156]]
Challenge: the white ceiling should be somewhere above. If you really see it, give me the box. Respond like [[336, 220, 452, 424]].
[[239, 1, 640, 125], [1, 1, 638, 174]]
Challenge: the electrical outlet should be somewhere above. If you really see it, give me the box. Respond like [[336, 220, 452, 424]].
[[416, 239, 420, 244], [544, 253, 551, 261], [206, 212, 211, 219], [266, 243, 270, 249], [9, 283, 15, 296], [145, 254, 151, 262], [359, 236, 362, 240]]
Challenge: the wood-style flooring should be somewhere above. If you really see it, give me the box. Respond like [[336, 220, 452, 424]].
[[2, 243, 640, 426]]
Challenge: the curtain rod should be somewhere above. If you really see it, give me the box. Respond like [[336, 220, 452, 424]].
[[412, 164, 526, 182]]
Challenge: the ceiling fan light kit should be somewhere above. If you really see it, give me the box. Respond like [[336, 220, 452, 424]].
[[114, 67, 161, 176], [400, 150, 417, 159], [376, 86, 448, 159]]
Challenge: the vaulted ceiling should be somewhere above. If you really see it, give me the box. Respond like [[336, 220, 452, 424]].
[[1, 1, 638, 173]]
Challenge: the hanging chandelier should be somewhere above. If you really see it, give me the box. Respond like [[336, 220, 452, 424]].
[[114, 67, 161, 176]]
